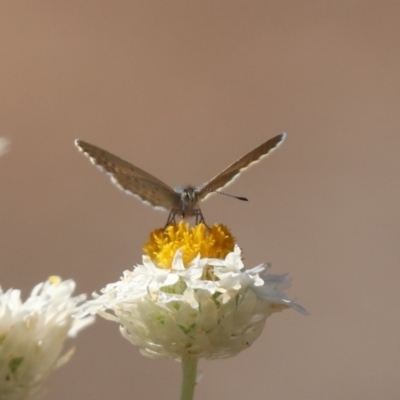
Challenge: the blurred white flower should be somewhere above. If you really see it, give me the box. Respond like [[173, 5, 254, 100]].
[[78, 222, 307, 361], [0, 138, 10, 157], [0, 277, 94, 400]]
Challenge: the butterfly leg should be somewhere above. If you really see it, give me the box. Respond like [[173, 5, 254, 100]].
[[164, 209, 178, 229], [194, 209, 205, 225], [164, 208, 206, 228]]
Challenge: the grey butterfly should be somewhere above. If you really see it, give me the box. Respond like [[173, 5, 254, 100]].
[[75, 133, 286, 225]]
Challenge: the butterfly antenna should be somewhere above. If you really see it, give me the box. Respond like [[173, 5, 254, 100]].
[[201, 188, 248, 201]]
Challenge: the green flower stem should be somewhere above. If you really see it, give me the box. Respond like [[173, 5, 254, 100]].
[[180, 353, 199, 400]]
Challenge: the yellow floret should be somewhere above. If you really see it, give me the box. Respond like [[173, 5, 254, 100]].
[[143, 222, 235, 269]]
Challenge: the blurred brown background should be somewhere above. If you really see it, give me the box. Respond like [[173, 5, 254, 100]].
[[1, 2, 399, 399]]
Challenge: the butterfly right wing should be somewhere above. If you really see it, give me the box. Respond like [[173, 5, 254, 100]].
[[75, 140, 179, 211], [198, 133, 286, 201]]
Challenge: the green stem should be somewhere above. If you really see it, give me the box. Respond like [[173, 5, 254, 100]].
[[180, 353, 198, 400]]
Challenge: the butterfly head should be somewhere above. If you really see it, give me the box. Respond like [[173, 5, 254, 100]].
[[175, 186, 199, 207], [167, 186, 201, 221]]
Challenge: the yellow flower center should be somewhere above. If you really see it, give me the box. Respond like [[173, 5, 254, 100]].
[[48, 276, 61, 285], [143, 222, 235, 269]]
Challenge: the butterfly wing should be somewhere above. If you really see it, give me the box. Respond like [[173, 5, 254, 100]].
[[199, 133, 286, 201], [75, 140, 179, 211]]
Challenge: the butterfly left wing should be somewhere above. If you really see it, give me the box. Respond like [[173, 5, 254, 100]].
[[198, 133, 286, 201], [75, 139, 179, 211]]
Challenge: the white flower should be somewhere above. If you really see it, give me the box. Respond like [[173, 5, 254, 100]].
[[0, 138, 10, 157], [78, 244, 307, 361], [0, 277, 94, 400]]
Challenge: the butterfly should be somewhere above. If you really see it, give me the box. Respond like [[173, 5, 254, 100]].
[[75, 133, 286, 225]]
